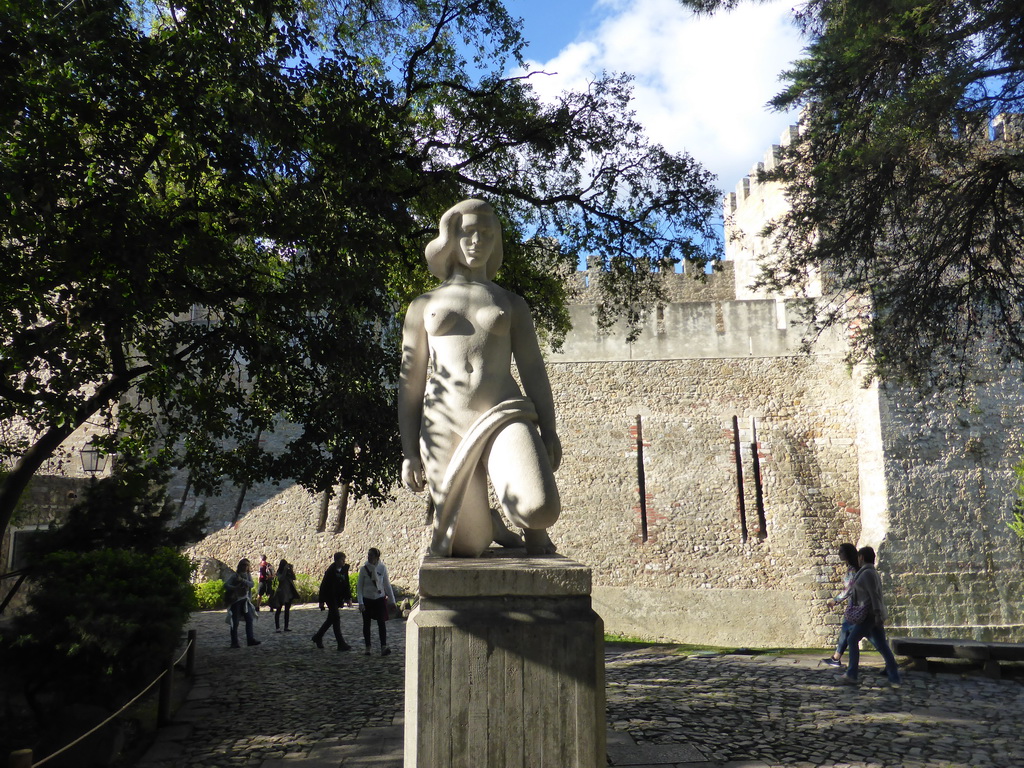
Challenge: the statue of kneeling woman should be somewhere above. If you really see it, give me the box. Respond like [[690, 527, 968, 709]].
[[398, 199, 561, 557]]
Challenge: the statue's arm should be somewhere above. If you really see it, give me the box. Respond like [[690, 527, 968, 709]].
[[509, 294, 562, 471], [398, 297, 428, 491]]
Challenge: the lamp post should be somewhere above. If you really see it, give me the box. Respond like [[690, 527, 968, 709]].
[[79, 444, 107, 475]]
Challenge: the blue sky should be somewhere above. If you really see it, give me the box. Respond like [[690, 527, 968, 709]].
[[507, 0, 806, 206]]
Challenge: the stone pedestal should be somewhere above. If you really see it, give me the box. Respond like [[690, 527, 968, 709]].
[[404, 553, 606, 768]]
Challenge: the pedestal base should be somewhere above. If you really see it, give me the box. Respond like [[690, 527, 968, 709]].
[[404, 553, 606, 768]]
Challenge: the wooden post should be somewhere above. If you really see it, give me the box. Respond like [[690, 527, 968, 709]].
[[316, 488, 331, 532], [185, 629, 197, 676], [8, 749, 32, 768], [157, 660, 174, 726], [333, 482, 349, 534]]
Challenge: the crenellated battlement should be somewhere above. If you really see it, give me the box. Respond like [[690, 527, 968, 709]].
[[724, 124, 799, 219], [992, 112, 1024, 141], [722, 124, 802, 300], [724, 114, 1023, 301], [566, 261, 736, 305]]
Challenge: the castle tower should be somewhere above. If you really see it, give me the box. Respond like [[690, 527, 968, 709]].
[[724, 125, 822, 301]]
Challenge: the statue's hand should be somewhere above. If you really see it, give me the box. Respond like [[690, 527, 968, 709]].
[[543, 432, 562, 472], [402, 457, 426, 492]]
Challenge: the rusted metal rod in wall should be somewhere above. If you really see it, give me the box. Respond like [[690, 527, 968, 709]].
[[636, 414, 648, 543]]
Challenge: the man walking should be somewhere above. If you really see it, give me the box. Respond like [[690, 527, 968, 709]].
[[312, 552, 352, 651]]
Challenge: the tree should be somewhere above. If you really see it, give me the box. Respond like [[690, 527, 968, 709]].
[[687, 0, 1024, 386], [0, 0, 721, 541]]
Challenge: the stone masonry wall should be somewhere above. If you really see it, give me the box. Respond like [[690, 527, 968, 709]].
[[875, 362, 1024, 642], [568, 262, 737, 305], [544, 353, 862, 647], [182, 298, 864, 648]]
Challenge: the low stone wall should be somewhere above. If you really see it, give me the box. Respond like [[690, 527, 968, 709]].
[[592, 586, 810, 647]]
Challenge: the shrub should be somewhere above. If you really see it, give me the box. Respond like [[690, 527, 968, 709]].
[[294, 573, 320, 603], [194, 579, 226, 610], [9, 547, 196, 716]]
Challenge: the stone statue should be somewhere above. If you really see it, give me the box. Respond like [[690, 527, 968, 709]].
[[398, 199, 562, 557]]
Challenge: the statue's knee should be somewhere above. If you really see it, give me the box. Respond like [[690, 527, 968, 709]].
[[506, 496, 559, 530]]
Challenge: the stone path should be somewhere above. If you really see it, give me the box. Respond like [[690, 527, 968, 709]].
[[136, 606, 1024, 767], [137, 605, 403, 768]]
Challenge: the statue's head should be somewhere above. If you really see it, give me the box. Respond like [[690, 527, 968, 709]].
[[425, 199, 503, 280]]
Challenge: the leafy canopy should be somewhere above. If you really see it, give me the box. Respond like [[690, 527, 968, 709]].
[[0, 0, 721, 540], [687, 0, 1024, 386]]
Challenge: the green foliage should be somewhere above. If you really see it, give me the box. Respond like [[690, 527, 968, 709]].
[[294, 573, 321, 604], [685, 0, 1024, 388], [8, 547, 195, 716], [1010, 459, 1024, 540], [194, 579, 227, 610], [1, 461, 204, 724], [0, 0, 721, 542]]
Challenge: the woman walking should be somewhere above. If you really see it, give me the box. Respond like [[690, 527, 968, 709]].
[[273, 559, 297, 632], [224, 558, 260, 648], [836, 547, 901, 687], [357, 548, 396, 656], [822, 543, 860, 668]]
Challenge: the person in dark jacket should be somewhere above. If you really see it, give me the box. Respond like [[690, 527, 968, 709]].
[[312, 552, 352, 651]]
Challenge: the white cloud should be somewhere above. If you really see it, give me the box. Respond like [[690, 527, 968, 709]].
[[516, 0, 805, 195]]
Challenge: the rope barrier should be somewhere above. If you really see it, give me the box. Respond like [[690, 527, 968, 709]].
[[30, 636, 194, 768]]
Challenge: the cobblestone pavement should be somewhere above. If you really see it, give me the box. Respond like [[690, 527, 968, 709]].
[[604, 645, 1024, 768], [136, 607, 1024, 767], [136, 605, 404, 768]]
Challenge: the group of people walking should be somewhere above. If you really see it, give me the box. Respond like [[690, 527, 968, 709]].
[[821, 543, 902, 687], [224, 539, 900, 675], [222, 548, 396, 655]]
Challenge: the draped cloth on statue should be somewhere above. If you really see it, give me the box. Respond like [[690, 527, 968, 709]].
[[430, 397, 538, 557]]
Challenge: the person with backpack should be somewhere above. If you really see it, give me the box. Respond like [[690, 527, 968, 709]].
[[312, 552, 352, 651], [356, 547, 397, 656], [255, 554, 275, 611]]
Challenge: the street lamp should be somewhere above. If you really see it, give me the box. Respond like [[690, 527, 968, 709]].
[[79, 444, 107, 474]]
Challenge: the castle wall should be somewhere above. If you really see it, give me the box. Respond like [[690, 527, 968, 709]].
[[182, 296, 866, 648], [1, 420, 111, 615], [716, 116, 1024, 645], [11, 287, 1022, 647], [568, 262, 738, 305], [180, 284, 1024, 648], [875, 365, 1024, 641]]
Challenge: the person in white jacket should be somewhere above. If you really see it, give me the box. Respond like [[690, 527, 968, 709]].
[[356, 548, 397, 656]]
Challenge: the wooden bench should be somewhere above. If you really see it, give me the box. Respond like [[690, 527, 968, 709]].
[[890, 637, 1024, 679]]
